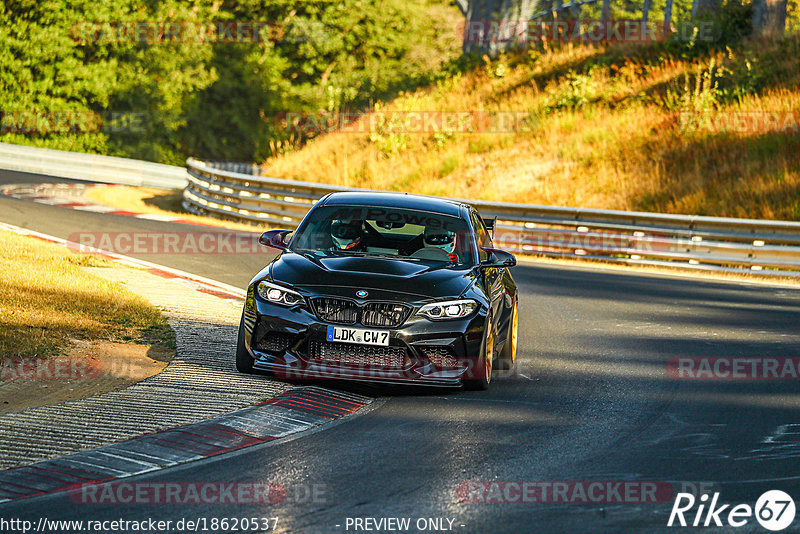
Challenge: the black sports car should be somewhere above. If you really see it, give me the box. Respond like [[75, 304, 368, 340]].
[[236, 192, 519, 389]]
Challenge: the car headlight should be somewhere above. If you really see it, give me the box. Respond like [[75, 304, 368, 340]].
[[257, 281, 304, 307], [418, 299, 479, 320]]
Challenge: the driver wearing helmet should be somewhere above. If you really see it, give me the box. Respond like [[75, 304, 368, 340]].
[[423, 227, 458, 263], [330, 219, 365, 251]]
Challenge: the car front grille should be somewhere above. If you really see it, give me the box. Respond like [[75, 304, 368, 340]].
[[312, 298, 411, 328], [362, 302, 412, 327], [313, 298, 359, 325], [420, 346, 459, 368], [307, 340, 406, 368]]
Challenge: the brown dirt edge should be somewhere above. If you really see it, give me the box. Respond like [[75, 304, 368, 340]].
[[0, 340, 175, 414]]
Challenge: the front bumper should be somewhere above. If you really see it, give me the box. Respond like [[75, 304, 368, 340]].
[[243, 288, 486, 387]]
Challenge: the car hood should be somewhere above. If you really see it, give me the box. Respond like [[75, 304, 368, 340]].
[[266, 252, 477, 299]]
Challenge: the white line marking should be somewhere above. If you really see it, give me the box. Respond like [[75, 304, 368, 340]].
[[135, 213, 181, 221], [73, 205, 118, 213]]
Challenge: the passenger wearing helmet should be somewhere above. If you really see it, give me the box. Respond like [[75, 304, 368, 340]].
[[423, 227, 458, 263], [330, 219, 365, 251]]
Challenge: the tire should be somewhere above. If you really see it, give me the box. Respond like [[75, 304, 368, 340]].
[[496, 297, 518, 371], [235, 314, 256, 374], [464, 318, 494, 391]]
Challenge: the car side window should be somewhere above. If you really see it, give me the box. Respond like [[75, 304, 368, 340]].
[[471, 211, 492, 261]]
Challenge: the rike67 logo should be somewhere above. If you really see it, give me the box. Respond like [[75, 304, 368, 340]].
[[668, 490, 796, 531]]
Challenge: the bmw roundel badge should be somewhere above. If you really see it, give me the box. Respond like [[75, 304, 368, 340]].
[[356, 290, 369, 298]]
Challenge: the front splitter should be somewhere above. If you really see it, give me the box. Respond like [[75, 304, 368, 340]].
[[253, 360, 465, 388]]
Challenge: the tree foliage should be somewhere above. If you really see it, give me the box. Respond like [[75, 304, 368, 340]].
[[0, 0, 460, 164]]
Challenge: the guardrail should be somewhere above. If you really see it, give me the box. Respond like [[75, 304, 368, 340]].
[[185, 158, 800, 277], [5, 143, 794, 277], [0, 142, 186, 189]]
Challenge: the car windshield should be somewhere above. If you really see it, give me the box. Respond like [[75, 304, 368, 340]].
[[290, 205, 476, 265]]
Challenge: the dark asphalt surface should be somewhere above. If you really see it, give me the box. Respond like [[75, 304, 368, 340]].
[[2, 169, 800, 533]]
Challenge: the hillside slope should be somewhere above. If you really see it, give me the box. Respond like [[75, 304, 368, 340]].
[[261, 35, 800, 220]]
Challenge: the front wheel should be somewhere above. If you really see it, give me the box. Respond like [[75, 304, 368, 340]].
[[464, 319, 494, 391], [496, 297, 518, 371], [235, 314, 255, 374]]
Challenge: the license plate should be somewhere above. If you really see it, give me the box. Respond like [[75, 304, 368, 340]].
[[326, 326, 389, 346]]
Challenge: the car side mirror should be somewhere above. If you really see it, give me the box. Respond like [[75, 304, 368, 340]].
[[259, 229, 292, 251], [481, 248, 516, 268]]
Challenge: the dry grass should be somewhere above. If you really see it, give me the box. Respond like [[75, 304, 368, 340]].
[[0, 230, 174, 358], [84, 186, 267, 232], [261, 36, 800, 220]]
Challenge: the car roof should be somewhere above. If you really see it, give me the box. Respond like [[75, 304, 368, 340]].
[[320, 191, 468, 218]]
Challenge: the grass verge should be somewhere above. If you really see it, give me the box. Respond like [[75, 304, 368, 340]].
[[260, 35, 800, 220], [0, 230, 175, 359]]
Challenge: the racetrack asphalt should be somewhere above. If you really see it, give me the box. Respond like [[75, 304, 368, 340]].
[[2, 168, 800, 533]]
